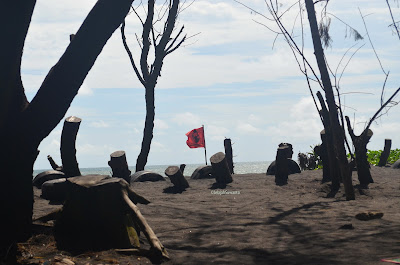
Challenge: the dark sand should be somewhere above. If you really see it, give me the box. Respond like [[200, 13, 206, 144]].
[[24, 166, 400, 264]]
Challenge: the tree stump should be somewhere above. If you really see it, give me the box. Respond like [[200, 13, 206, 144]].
[[378, 139, 392, 167], [179, 164, 186, 175], [108, 150, 132, 183], [164, 166, 189, 190], [224, 138, 234, 174], [210, 152, 233, 184], [60, 116, 82, 177], [275, 146, 289, 185], [53, 175, 169, 259]]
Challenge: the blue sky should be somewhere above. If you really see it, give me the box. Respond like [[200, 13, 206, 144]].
[[23, 0, 400, 170]]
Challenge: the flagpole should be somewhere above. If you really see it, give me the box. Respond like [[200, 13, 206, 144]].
[[202, 125, 208, 165]]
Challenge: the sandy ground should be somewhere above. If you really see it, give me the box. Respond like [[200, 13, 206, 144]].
[[22, 166, 400, 265]]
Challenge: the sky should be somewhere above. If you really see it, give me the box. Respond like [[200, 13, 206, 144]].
[[22, 0, 400, 170]]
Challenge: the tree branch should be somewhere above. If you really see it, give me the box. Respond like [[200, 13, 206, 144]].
[[24, 0, 135, 143], [121, 21, 146, 86]]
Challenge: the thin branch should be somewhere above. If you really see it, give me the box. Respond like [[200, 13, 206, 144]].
[[121, 21, 146, 86], [386, 0, 400, 40], [366, 87, 400, 131]]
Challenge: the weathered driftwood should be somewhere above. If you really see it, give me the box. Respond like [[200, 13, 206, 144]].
[[61, 116, 82, 177], [122, 190, 169, 260], [210, 152, 233, 184], [378, 139, 392, 167], [165, 166, 189, 190], [190, 165, 213, 179], [47, 155, 62, 171], [224, 138, 234, 174], [53, 175, 165, 259], [275, 146, 289, 185], [32, 170, 65, 188], [131, 170, 165, 182], [108, 150, 132, 182]]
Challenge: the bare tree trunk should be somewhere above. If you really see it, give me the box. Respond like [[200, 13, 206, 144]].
[[136, 82, 155, 172], [0, 0, 135, 259], [305, 0, 355, 200]]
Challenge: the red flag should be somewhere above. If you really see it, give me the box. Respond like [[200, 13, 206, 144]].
[[186, 127, 205, 148]]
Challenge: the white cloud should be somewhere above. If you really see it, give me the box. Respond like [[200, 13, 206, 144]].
[[236, 123, 262, 134], [90, 120, 109, 128], [172, 112, 202, 127], [155, 119, 169, 130]]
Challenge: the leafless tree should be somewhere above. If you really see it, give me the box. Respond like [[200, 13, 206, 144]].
[[121, 0, 188, 172], [236, 0, 400, 198]]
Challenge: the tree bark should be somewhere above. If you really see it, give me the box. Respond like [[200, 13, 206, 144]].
[[224, 138, 234, 174], [305, 0, 354, 200], [378, 139, 392, 167], [61, 116, 81, 177], [317, 92, 340, 191], [164, 166, 189, 190], [345, 116, 374, 187], [136, 82, 155, 172], [0, 0, 135, 258], [210, 152, 233, 184]]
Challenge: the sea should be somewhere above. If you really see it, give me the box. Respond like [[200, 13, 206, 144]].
[[33, 161, 272, 178]]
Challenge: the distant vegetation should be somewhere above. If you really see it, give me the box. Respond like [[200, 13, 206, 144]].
[[366, 149, 400, 165]]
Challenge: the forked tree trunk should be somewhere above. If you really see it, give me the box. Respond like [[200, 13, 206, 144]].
[[61, 116, 82, 177], [305, 0, 354, 200], [165, 166, 189, 190], [108, 150, 132, 183], [345, 116, 374, 187]]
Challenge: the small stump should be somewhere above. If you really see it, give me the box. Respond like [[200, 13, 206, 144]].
[[165, 166, 189, 190], [108, 150, 131, 183], [210, 152, 233, 184]]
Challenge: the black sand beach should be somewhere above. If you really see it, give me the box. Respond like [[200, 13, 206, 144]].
[[24, 166, 400, 265]]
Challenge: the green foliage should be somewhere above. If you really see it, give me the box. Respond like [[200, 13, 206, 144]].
[[366, 149, 400, 166]]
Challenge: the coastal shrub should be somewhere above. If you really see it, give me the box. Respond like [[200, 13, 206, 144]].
[[346, 149, 400, 166]]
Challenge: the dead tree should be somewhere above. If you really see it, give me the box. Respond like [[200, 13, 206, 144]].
[[121, 0, 187, 172], [378, 139, 392, 167], [0, 0, 135, 258]]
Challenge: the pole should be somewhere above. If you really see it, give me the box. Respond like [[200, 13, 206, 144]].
[[203, 125, 208, 165]]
